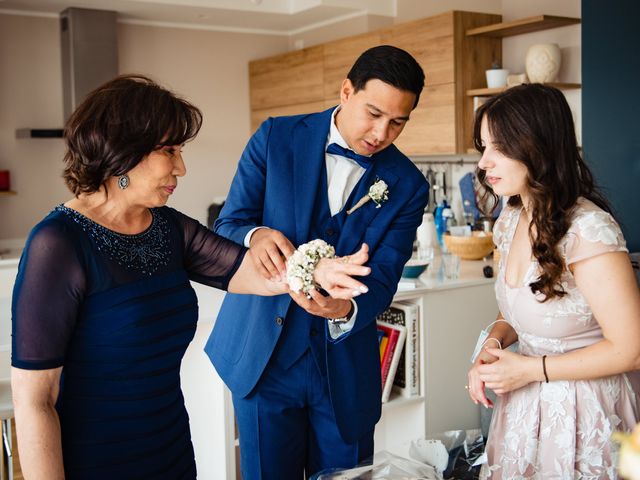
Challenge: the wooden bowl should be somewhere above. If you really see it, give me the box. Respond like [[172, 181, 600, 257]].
[[443, 232, 494, 260]]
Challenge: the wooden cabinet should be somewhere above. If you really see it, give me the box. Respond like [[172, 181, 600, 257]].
[[248, 10, 501, 155], [322, 31, 381, 103], [249, 45, 325, 132]]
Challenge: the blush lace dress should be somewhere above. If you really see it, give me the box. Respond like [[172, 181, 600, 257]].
[[481, 198, 640, 479]]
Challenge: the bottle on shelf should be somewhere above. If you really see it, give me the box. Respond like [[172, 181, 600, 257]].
[[434, 199, 451, 248]]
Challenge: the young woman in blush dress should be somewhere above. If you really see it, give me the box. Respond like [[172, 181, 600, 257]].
[[467, 84, 640, 479]]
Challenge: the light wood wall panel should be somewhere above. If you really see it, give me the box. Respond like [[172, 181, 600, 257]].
[[250, 100, 327, 133], [393, 83, 456, 156], [381, 12, 455, 87], [249, 45, 324, 111], [322, 32, 382, 103]]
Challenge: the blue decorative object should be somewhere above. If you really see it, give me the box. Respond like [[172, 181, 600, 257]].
[[401, 262, 428, 278], [459, 172, 481, 221]]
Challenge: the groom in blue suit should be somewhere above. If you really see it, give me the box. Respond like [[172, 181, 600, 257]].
[[206, 45, 429, 479]]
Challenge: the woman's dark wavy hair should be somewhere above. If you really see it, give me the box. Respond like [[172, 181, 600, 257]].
[[63, 74, 203, 195], [473, 83, 612, 301]]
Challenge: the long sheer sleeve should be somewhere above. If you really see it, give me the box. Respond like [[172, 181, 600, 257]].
[[167, 208, 247, 290], [12, 219, 86, 370]]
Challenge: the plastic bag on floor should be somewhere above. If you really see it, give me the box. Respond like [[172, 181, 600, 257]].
[[311, 451, 442, 480], [410, 430, 467, 477], [462, 429, 485, 467], [409, 429, 485, 479]]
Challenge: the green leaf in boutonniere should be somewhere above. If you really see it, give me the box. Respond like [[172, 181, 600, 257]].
[[346, 177, 389, 215]]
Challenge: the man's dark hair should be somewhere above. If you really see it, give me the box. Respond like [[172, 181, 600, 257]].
[[347, 45, 425, 109], [63, 74, 203, 195]]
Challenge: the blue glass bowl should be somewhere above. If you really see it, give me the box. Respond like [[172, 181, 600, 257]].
[[401, 261, 429, 278]]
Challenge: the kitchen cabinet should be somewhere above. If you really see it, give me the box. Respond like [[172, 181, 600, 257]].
[[322, 31, 382, 103], [249, 45, 325, 132], [248, 11, 501, 155]]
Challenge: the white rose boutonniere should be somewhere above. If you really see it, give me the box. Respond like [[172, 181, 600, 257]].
[[346, 177, 389, 215], [613, 423, 640, 480]]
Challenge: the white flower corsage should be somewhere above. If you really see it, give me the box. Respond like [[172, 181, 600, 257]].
[[613, 424, 640, 479], [286, 239, 336, 295], [346, 177, 389, 215]]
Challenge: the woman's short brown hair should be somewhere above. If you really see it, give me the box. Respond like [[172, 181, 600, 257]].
[[63, 74, 203, 195]]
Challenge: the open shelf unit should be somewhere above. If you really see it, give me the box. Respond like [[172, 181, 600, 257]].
[[0, 191, 17, 197], [466, 15, 580, 38], [467, 82, 581, 96], [465, 14, 582, 97]]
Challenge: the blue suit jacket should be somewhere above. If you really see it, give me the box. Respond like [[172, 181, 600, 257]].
[[205, 107, 429, 442]]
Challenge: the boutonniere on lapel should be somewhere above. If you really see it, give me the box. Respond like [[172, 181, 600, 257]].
[[346, 177, 389, 215]]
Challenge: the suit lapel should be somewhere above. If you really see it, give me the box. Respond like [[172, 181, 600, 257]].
[[292, 110, 333, 245], [337, 149, 400, 255]]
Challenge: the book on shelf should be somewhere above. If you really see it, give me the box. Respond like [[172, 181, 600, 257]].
[[376, 320, 406, 403], [378, 333, 389, 363], [377, 323, 396, 388], [377, 302, 421, 398]]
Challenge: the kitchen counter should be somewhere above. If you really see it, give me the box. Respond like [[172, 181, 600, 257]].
[[394, 256, 495, 300], [0, 239, 23, 267]]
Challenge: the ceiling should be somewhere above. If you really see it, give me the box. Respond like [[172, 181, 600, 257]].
[[0, 0, 397, 35]]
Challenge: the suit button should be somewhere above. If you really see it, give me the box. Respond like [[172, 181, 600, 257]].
[[310, 328, 318, 336], [326, 228, 335, 236], [275, 316, 284, 326]]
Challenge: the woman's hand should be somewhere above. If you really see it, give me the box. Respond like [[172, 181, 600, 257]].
[[477, 348, 542, 395], [467, 347, 500, 408], [249, 228, 295, 281], [313, 243, 371, 300]]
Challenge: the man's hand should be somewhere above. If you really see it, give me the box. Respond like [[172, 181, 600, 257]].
[[313, 244, 370, 299], [289, 288, 352, 319], [249, 228, 295, 281]]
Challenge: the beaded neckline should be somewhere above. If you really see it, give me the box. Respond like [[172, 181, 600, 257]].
[[55, 204, 172, 275]]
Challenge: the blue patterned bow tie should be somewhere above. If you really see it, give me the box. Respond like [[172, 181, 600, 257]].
[[326, 142, 373, 169]]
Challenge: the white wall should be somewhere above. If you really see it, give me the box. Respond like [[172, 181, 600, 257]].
[[0, 13, 288, 240], [0, 14, 69, 240]]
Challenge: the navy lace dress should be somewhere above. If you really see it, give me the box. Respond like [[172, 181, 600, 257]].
[[12, 205, 246, 479]]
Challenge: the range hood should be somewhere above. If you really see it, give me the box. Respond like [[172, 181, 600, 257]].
[[17, 7, 118, 139]]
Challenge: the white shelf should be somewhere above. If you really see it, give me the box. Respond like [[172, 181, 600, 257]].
[[383, 393, 424, 410]]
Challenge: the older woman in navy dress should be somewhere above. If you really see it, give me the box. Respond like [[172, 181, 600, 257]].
[[11, 75, 369, 480]]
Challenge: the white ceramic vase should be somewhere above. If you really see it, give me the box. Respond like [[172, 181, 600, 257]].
[[525, 43, 561, 83]]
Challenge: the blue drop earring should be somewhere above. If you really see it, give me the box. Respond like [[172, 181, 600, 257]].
[[118, 174, 130, 190]]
